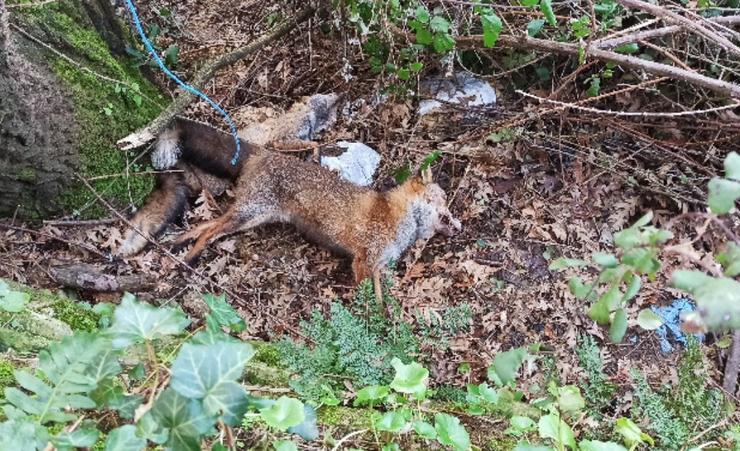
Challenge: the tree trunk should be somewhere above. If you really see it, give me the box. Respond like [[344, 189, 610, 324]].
[[0, 0, 162, 219]]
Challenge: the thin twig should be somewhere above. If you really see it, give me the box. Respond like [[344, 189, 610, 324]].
[[516, 89, 740, 117], [6, 0, 57, 8], [593, 15, 740, 49], [331, 429, 369, 451], [42, 218, 118, 227], [723, 331, 740, 396]]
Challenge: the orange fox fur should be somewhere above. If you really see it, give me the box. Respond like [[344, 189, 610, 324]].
[[117, 118, 461, 300]]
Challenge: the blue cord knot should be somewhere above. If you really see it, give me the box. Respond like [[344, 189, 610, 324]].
[[123, 0, 241, 165]]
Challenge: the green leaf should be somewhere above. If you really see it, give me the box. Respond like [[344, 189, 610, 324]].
[[622, 274, 641, 302], [609, 309, 628, 343], [622, 248, 660, 275], [171, 342, 255, 424], [91, 378, 143, 419], [108, 294, 190, 348], [548, 257, 587, 270], [287, 404, 319, 441], [435, 413, 471, 451], [527, 19, 545, 37], [481, 10, 503, 48], [600, 286, 623, 312], [375, 411, 407, 432], [54, 426, 100, 448], [633, 211, 654, 227], [413, 420, 438, 439], [614, 43, 639, 54], [0, 419, 45, 451], [354, 385, 390, 406], [203, 293, 246, 333], [420, 150, 442, 172], [273, 440, 298, 451], [382, 443, 401, 451], [415, 5, 430, 23], [672, 274, 740, 330], [723, 151, 740, 180], [539, 0, 557, 26], [717, 243, 740, 277], [636, 309, 663, 330], [588, 299, 611, 325], [513, 445, 555, 451], [415, 28, 434, 46], [430, 16, 451, 33], [708, 178, 740, 214], [260, 397, 306, 431], [505, 415, 537, 436], [579, 440, 628, 451], [433, 33, 456, 53], [615, 417, 654, 447], [390, 358, 429, 397], [520, 0, 540, 6], [587, 77, 601, 97], [568, 277, 593, 300], [557, 385, 585, 414], [105, 425, 146, 451], [538, 413, 576, 449], [592, 252, 618, 268], [6, 332, 111, 424], [0, 290, 29, 313], [488, 347, 527, 386], [394, 164, 412, 184], [150, 388, 216, 451]]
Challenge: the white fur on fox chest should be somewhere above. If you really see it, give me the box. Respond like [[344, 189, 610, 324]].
[[377, 199, 437, 267]]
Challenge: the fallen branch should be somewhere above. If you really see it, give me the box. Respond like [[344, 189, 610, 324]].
[[592, 15, 740, 49], [617, 0, 740, 58], [455, 34, 740, 99], [51, 263, 157, 292], [724, 330, 740, 396], [117, 6, 315, 150]]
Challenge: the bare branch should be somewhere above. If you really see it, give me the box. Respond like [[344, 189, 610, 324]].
[[593, 15, 740, 49], [617, 0, 740, 57], [0, 0, 9, 69], [724, 331, 740, 396], [117, 6, 315, 150]]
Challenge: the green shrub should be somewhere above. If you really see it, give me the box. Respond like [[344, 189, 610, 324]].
[[575, 335, 616, 417]]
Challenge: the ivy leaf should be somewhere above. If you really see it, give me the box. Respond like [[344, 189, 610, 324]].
[[150, 388, 216, 451], [636, 309, 664, 330], [203, 293, 246, 333], [615, 418, 654, 447], [54, 426, 100, 449], [354, 385, 390, 407], [527, 19, 546, 37], [587, 77, 601, 97], [390, 358, 429, 397], [91, 378, 143, 419], [708, 178, 740, 214], [622, 274, 641, 302], [0, 290, 29, 313], [104, 425, 146, 451], [108, 294, 190, 348], [260, 397, 306, 431], [557, 385, 585, 414], [488, 347, 527, 386], [579, 440, 628, 451], [539, 0, 557, 26], [538, 413, 576, 449], [171, 342, 255, 425], [413, 420, 438, 439], [272, 440, 298, 451], [287, 404, 319, 441], [609, 308, 628, 343], [481, 10, 503, 48], [375, 411, 407, 432], [435, 413, 471, 451]]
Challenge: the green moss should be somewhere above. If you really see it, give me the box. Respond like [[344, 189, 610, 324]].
[[483, 438, 519, 451], [21, 1, 164, 217], [252, 342, 281, 366], [317, 405, 374, 429], [49, 298, 99, 332], [0, 358, 17, 399], [17, 167, 38, 183]]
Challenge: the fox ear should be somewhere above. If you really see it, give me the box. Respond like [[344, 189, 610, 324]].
[[420, 167, 433, 184]]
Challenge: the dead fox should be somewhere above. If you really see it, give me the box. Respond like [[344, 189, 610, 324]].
[[172, 150, 460, 301]]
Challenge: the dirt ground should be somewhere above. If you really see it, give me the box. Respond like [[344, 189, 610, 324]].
[[1, 0, 738, 393]]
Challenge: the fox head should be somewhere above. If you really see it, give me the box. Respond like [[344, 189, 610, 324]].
[[405, 168, 462, 239]]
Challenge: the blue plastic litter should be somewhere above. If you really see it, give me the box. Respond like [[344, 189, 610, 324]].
[[651, 298, 704, 353]]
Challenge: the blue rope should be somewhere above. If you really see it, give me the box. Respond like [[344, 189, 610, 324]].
[[123, 0, 241, 165]]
